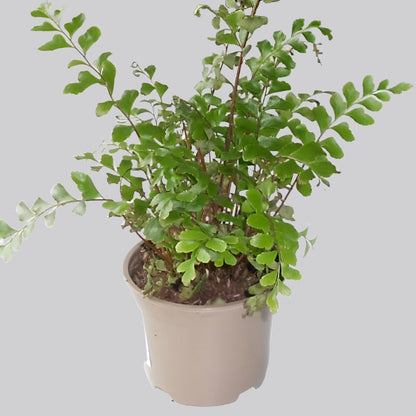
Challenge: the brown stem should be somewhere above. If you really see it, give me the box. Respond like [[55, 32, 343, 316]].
[[182, 122, 191, 149], [224, 0, 261, 151], [274, 174, 299, 216], [220, 0, 262, 192], [123, 216, 173, 270], [197, 148, 207, 172]]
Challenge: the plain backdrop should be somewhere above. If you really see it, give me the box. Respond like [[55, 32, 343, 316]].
[[0, 1, 415, 415]]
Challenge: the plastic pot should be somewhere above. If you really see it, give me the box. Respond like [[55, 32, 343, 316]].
[[124, 243, 272, 406]]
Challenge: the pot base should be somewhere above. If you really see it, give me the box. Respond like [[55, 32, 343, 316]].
[[144, 361, 265, 406]]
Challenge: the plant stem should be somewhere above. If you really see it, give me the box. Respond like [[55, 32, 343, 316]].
[[225, 0, 262, 151], [51, 17, 142, 141], [274, 174, 299, 216], [123, 216, 173, 270], [220, 0, 262, 193]]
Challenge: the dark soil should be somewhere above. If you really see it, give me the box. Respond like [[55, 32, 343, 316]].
[[128, 244, 261, 305]]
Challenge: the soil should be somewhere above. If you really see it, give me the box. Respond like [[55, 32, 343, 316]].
[[128, 244, 261, 305]]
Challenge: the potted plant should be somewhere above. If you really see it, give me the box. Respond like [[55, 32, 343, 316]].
[[0, 0, 412, 407]]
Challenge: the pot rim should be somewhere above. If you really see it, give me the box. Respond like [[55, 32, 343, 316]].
[[123, 242, 248, 312]]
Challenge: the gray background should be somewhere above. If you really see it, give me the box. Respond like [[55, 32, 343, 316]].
[[1, 0, 415, 414]]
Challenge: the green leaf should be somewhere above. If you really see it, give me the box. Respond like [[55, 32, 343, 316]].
[[281, 264, 302, 280], [78, 26, 101, 54], [141, 83, 154, 96], [309, 160, 337, 178], [154, 81, 169, 98], [362, 75, 375, 96], [288, 38, 307, 53], [107, 173, 120, 184], [51, 183, 74, 203], [272, 30, 286, 45], [71, 171, 101, 199], [102, 201, 129, 215], [302, 31, 316, 43], [38, 34, 71, 51], [31, 7, 50, 18], [374, 92, 391, 102], [246, 189, 267, 213], [96, 101, 114, 117], [96, 52, 112, 71], [64, 13, 85, 37], [288, 120, 315, 143], [179, 229, 209, 241], [0, 220, 16, 239], [0, 244, 13, 262], [275, 50, 296, 69], [16, 202, 34, 221], [144, 218, 165, 243], [359, 96, 383, 112], [216, 31, 239, 46], [346, 108, 374, 126], [247, 213, 270, 232], [72, 201, 86, 216], [102, 60, 116, 95], [100, 154, 114, 170], [342, 82, 360, 107], [239, 16, 268, 33], [265, 96, 291, 111], [274, 220, 299, 265], [377, 79, 389, 90], [176, 191, 198, 202], [32, 198, 49, 214], [389, 82, 412, 94], [289, 142, 326, 164], [260, 270, 278, 287], [212, 15, 221, 29], [259, 178, 276, 199], [182, 265, 196, 286], [144, 65, 156, 79], [64, 71, 102, 95], [312, 106, 332, 134], [256, 250, 277, 266], [68, 59, 86, 68], [196, 247, 211, 263], [117, 90, 139, 115], [267, 288, 279, 313], [120, 185, 135, 201], [250, 233, 274, 250], [321, 137, 344, 159], [112, 125, 134, 143], [32, 22, 58, 32], [175, 240, 201, 253], [177, 258, 195, 273], [224, 251, 237, 266], [44, 209, 56, 228], [331, 122, 355, 142], [317, 25, 333, 40], [22, 222, 35, 239], [291, 18, 305, 34], [206, 238, 227, 252], [225, 0, 239, 8], [279, 205, 295, 221], [226, 10, 244, 31], [269, 80, 291, 94], [330, 92, 347, 119], [278, 279, 292, 296]]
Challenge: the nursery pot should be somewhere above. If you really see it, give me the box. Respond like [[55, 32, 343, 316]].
[[124, 243, 272, 406]]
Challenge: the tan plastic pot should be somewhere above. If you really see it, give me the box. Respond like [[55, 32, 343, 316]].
[[124, 243, 272, 406]]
